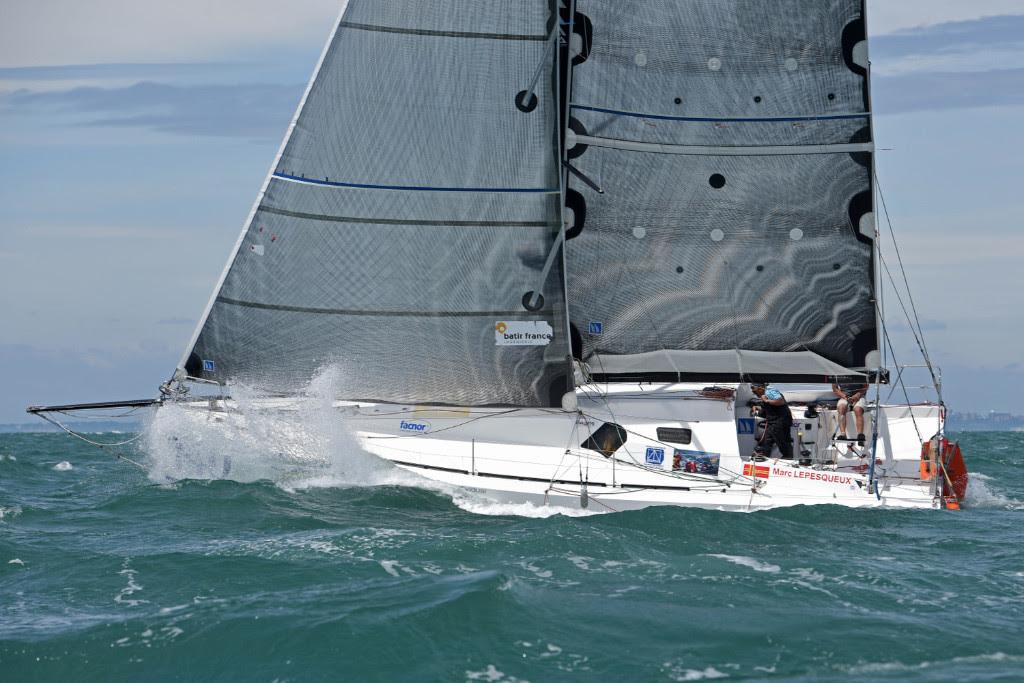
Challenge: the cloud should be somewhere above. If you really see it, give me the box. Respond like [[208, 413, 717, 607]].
[[3, 81, 303, 138], [872, 15, 1024, 75], [873, 68, 1024, 115], [887, 319, 949, 333], [0, 0, 341, 68], [0, 63, 230, 81], [868, 0, 1024, 34]]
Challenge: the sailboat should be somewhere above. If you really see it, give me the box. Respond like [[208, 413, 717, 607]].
[[29, 0, 968, 512]]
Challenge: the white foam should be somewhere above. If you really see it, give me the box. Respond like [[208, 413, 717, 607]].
[[664, 665, 729, 681], [0, 506, 22, 521], [450, 491, 597, 518], [8, 558, 25, 566], [520, 562, 553, 579], [379, 560, 402, 577], [114, 560, 148, 607], [963, 474, 1023, 510], [704, 554, 781, 574], [567, 555, 593, 571], [848, 652, 1023, 674], [143, 365, 421, 491], [53, 461, 73, 471], [464, 665, 528, 682]]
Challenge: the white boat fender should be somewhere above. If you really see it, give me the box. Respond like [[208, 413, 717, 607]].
[[561, 392, 579, 412]]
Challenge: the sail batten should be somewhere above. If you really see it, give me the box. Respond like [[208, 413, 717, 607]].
[[338, 21, 548, 42], [574, 135, 873, 156]]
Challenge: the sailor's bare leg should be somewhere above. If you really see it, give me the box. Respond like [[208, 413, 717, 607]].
[[854, 404, 865, 436], [837, 398, 850, 437]]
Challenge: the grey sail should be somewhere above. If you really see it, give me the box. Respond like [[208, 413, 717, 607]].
[[564, 0, 879, 377], [182, 0, 572, 407]]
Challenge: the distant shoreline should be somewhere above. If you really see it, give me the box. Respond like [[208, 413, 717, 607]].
[[0, 421, 143, 434]]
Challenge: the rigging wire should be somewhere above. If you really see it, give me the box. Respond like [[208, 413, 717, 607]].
[[873, 303, 924, 443], [874, 170, 942, 401], [33, 411, 149, 471]]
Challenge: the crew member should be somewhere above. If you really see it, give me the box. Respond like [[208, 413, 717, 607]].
[[832, 380, 869, 444], [750, 382, 794, 461]]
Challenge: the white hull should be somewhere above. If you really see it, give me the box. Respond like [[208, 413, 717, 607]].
[[182, 383, 950, 513]]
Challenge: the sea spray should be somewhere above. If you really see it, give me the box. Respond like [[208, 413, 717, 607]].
[[143, 365, 419, 490], [141, 366, 592, 514]]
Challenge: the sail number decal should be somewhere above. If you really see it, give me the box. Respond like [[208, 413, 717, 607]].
[[495, 321, 554, 346]]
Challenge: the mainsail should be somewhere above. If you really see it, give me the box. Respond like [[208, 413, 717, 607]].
[[563, 0, 879, 376], [181, 1, 573, 406]]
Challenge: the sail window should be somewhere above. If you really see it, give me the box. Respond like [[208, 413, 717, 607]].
[[581, 422, 628, 457]]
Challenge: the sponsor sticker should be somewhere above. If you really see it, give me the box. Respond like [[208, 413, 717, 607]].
[[743, 463, 771, 479], [672, 449, 720, 475], [399, 420, 431, 435], [495, 321, 554, 346], [770, 466, 853, 485], [588, 321, 604, 335], [202, 359, 216, 372], [645, 447, 665, 466], [737, 418, 755, 435]]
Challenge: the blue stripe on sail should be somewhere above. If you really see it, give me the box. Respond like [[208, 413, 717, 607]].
[[571, 104, 869, 124], [272, 172, 558, 193]]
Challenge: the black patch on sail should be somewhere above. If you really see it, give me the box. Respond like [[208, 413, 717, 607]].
[[562, 9, 593, 66], [515, 90, 539, 113], [841, 15, 870, 109], [184, 352, 204, 378], [848, 190, 874, 245], [565, 189, 587, 240], [570, 322, 584, 360], [546, 372, 571, 407], [522, 291, 545, 311], [567, 118, 589, 160], [851, 329, 878, 368], [848, 126, 872, 168]]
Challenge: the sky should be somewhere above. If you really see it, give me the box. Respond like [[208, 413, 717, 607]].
[[2, 1, 1023, 421]]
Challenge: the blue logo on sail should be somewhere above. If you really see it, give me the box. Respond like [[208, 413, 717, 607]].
[[202, 359, 216, 372], [588, 321, 604, 335], [645, 447, 665, 465], [737, 418, 755, 435]]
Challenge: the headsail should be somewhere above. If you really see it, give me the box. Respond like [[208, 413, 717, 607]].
[[564, 0, 879, 376], [180, 1, 573, 406]]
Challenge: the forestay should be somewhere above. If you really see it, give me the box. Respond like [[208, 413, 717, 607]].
[[564, 0, 879, 374], [182, 0, 573, 407]]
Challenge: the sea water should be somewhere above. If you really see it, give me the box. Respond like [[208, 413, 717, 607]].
[[1, 413, 1022, 681]]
